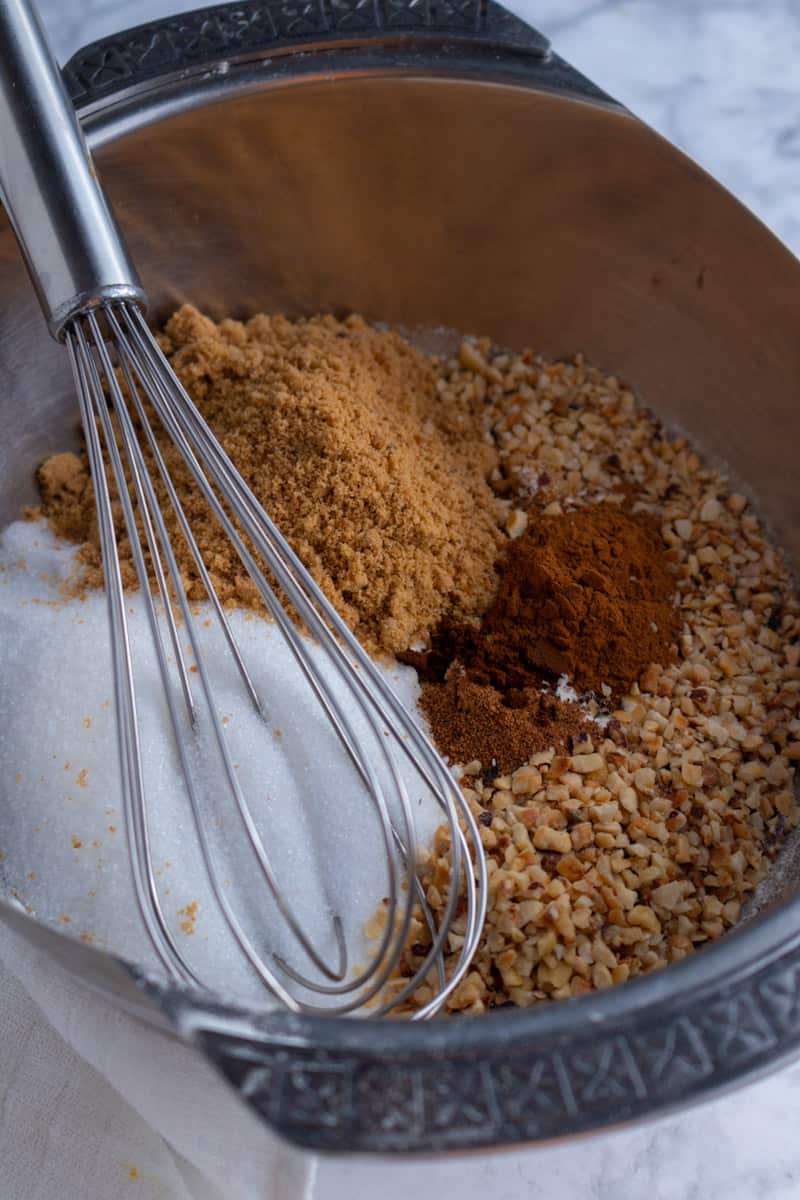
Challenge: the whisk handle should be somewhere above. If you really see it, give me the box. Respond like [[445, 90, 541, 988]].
[[0, 0, 145, 339]]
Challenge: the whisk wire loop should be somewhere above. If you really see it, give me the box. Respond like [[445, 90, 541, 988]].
[[109, 310, 423, 1012], [66, 326, 203, 990], [64, 302, 486, 1017], [122, 308, 488, 1005], [77, 314, 381, 1005]]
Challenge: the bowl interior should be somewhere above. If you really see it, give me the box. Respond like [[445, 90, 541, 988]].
[[0, 70, 798, 995]]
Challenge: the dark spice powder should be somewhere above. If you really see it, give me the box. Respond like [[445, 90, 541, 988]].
[[417, 670, 592, 775], [465, 503, 680, 698], [403, 503, 679, 772]]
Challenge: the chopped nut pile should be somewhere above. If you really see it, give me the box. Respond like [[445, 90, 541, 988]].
[[391, 342, 800, 1014]]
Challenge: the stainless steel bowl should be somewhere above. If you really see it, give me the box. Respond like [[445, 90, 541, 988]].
[[1, 0, 799, 1153]]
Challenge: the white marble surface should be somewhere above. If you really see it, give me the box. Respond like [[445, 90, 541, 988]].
[[16, 1, 800, 1197]]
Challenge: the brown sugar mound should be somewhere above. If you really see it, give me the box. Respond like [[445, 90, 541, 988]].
[[402, 503, 678, 772], [35, 307, 503, 656]]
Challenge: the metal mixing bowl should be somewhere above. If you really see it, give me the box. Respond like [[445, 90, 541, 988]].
[[1, 0, 799, 1154]]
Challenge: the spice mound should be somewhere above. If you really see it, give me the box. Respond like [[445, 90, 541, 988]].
[[35, 306, 503, 657], [403, 504, 679, 772], [466, 504, 679, 698]]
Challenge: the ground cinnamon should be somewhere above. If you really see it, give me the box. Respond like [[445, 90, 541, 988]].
[[404, 503, 679, 771], [465, 503, 680, 698]]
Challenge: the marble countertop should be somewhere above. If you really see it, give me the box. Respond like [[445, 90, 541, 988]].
[[21, 1, 800, 1197]]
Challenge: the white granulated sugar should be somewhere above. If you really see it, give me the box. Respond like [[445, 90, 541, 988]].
[[555, 674, 578, 703], [0, 519, 442, 1008]]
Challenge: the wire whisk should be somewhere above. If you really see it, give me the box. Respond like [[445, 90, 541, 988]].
[[0, 0, 487, 1016]]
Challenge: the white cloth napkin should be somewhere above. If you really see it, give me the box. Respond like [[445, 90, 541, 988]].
[[0, 918, 316, 1200]]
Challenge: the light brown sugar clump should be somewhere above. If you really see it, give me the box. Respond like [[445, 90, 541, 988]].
[[37, 452, 93, 544], [35, 307, 504, 656]]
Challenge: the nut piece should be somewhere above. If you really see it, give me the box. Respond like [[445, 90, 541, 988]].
[[628, 906, 661, 935], [511, 765, 543, 794], [570, 752, 605, 775], [533, 827, 572, 854], [681, 762, 703, 788], [650, 881, 687, 911], [633, 767, 656, 794], [458, 339, 502, 382], [699, 497, 721, 523], [506, 508, 529, 540]]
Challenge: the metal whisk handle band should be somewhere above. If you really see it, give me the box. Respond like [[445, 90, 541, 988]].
[[0, 0, 144, 339]]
